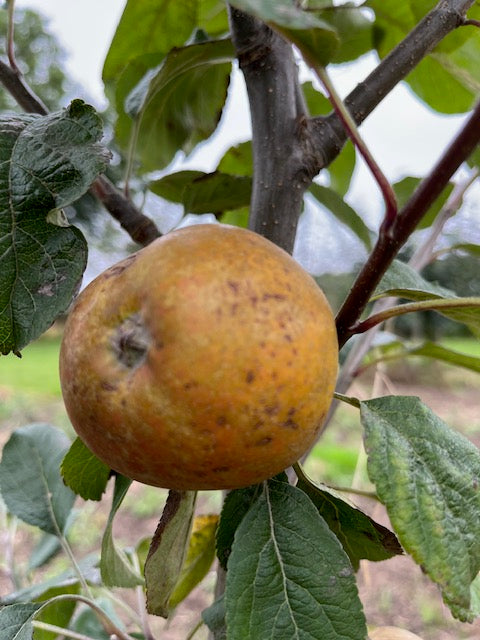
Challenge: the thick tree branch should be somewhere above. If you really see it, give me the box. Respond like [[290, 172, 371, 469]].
[[228, 7, 312, 252], [335, 99, 480, 347], [0, 60, 160, 247]]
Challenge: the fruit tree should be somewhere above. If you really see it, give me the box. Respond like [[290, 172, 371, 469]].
[[1, 1, 480, 639]]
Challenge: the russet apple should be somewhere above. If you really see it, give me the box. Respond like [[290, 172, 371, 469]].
[[59, 224, 338, 490]]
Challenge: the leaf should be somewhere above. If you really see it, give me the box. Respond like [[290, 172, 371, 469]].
[[61, 437, 111, 501], [0, 603, 41, 640], [368, 0, 480, 113], [225, 479, 367, 640], [100, 474, 143, 588], [202, 595, 226, 639], [0, 424, 75, 535], [217, 140, 253, 176], [169, 514, 218, 609], [393, 176, 454, 229], [0, 102, 108, 355], [365, 340, 480, 376], [229, 0, 339, 66], [373, 259, 455, 300], [119, 39, 234, 171], [103, 0, 228, 84], [309, 183, 373, 250], [145, 489, 197, 617], [317, 4, 374, 64], [216, 483, 268, 570], [151, 171, 252, 214], [31, 584, 79, 640], [27, 533, 62, 571], [361, 395, 480, 621], [296, 471, 402, 570], [328, 140, 356, 196]]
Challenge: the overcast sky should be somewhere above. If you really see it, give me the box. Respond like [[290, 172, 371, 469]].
[[13, 0, 477, 274]]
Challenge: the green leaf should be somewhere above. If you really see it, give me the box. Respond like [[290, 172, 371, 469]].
[[317, 4, 373, 64], [0, 424, 75, 535], [151, 170, 252, 214], [119, 39, 234, 171], [229, 0, 339, 66], [373, 259, 455, 300], [202, 595, 226, 640], [27, 532, 62, 571], [169, 514, 218, 609], [393, 176, 454, 229], [361, 395, 480, 621], [31, 585, 79, 640], [327, 140, 356, 196], [145, 490, 197, 617], [0, 603, 41, 640], [296, 471, 402, 570], [216, 484, 265, 570], [100, 474, 143, 588], [368, 0, 480, 113], [61, 437, 111, 501], [302, 80, 333, 116], [365, 340, 480, 376], [309, 183, 373, 250], [103, 0, 228, 84], [225, 479, 367, 640], [217, 141, 253, 176], [0, 102, 108, 355]]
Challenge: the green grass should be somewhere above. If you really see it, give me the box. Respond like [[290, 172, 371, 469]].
[[0, 335, 62, 396]]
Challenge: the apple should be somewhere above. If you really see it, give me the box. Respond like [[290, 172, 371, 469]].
[[59, 224, 338, 490]]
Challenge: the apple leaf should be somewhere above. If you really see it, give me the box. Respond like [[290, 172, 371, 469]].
[[145, 490, 197, 617], [373, 259, 455, 300], [216, 483, 264, 570], [0, 100, 109, 356], [169, 514, 218, 609], [120, 39, 234, 171], [150, 170, 252, 215], [61, 437, 111, 501], [361, 395, 480, 621], [296, 470, 402, 570], [225, 479, 367, 640], [0, 424, 75, 536], [309, 183, 373, 251], [0, 603, 42, 640], [202, 595, 226, 640], [100, 474, 143, 588], [393, 176, 454, 229]]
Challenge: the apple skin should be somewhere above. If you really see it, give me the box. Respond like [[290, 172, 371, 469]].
[[59, 224, 338, 490]]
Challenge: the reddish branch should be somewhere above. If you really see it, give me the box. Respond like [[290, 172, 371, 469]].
[[335, 100, 480, 347]]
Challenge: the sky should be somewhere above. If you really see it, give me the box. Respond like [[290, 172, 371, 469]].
[[12, 0, 478, 275]]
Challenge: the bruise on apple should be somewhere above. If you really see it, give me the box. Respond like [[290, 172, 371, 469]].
[[112, 312, 151, 369]]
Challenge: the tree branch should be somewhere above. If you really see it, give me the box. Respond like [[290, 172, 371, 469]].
[[309, 0, 477, 170], [0, 61, 160, 247], [228, 7, 312, 252], [335, 99, 480, 347]]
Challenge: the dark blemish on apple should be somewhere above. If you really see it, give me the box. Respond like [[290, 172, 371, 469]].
[[250, 295, 258, 306], [253, 420, 264, 430], [104, 253, 137, 278], [264, 404, 279, 416], [101, 381, 117, 391], [213, 466, 230, 473], [256, 436, 272, 446], [245, 370, 255, 383], [184, 381, 199, 390], [284, 334, 292, 342], [287, 407, 296, 417], [262, 293, 286, 301], [281, 419, 299, 430], [230, 303, 238, 315], [227, 280, 240, 294], [216, 416, 227, 426]]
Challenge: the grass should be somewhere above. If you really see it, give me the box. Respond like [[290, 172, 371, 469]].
[[0, 334, 62, 396]]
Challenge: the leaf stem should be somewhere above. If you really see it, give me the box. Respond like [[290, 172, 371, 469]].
[[333, 392, 361, 409], [32, 620, 97, 640], [312, 64, 397, 229]]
